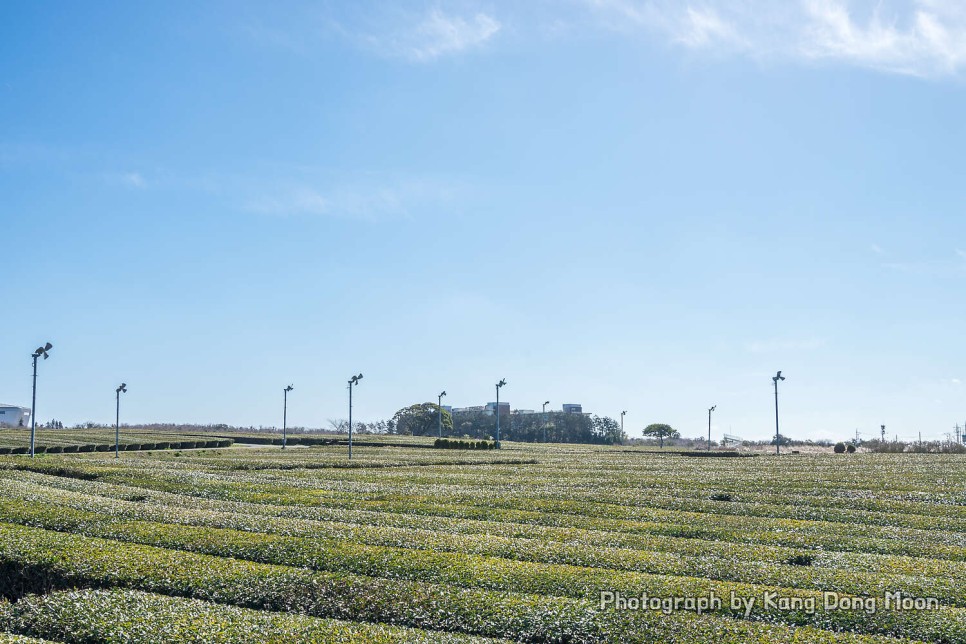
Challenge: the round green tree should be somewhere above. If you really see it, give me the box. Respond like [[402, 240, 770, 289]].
[[643, 423, 679, 448]]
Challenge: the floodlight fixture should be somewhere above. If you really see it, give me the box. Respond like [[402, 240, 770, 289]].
[[33, 342, 52, 360], [29, 341, 54, 457]]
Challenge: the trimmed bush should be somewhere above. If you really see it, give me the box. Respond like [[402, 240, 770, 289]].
[[76, 445, 94, 453], [45, 446, 63, 454], [834, 442, 847, 454], [847, 444, 857, 454]]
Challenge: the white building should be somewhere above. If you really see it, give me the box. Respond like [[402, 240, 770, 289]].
[[0, 404, 30, 428]]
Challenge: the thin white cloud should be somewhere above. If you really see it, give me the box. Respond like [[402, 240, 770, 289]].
[[245, 176, 462, 221], [882, 250, 966, 276], [405, 9, 501, 61], [871, 243, 885, 254], [583, 0, 966, 78], [122, 172, 146, 188], [675, 6, 747, 49]]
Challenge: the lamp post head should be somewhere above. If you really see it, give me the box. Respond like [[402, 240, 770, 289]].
[[773, 370, 785, 383], [349, 374, 363, 385], [33, 342, 53, 360], [285, 385, 294, 392], [709, 405, 716, 412], [116, 383, 127, 394], [496, 378, 506, 388], [621, 410, 627, 417], [440, 390, 447, 398]]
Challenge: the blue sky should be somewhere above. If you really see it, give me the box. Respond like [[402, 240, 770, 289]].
[[2, 1, 965, 442]]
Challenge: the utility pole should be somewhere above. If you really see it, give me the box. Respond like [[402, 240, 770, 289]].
[[29, 343, 53, 458], [495, 379, 506, 448], [115, 383, 127, 458], [707, 405, 716, 451], [347, 374, 363, 459], [542, 401, 550, 442], [772, 371, 785, 455], [437, 391, 447, 438], [282, 385, 293, 449], [881, 425, 886, 442]]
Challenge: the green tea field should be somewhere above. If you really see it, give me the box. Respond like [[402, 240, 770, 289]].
[[1, 439, 964, 643]]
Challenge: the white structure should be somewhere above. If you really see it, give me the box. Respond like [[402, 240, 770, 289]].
[[0, 404, 30, 428]]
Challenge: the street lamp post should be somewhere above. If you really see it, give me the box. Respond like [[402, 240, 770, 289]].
[[772, 371, 785, 455], [495, 379, 506, 448], [347, 374, 363, 459], [115, 383, 127, 458], [542, 400, 550, 442], [29, 343, 52, 458], [621, 410, 627, 438], [707, 405, 716, 451], [283, 385, 294, 449], [437, 390, 447, 438]]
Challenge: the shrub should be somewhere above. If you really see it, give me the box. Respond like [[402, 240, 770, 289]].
[[94, 445, 110, 452], [45, 446, 63, 454], [834, 442, 846, 454], [709, 493, 733, 502], [786, 554, 814, 567], [0, 448, 10, 455], [847, 444, 857, 454], [72, 445, 89, 453], [154, 442, 170, 450]]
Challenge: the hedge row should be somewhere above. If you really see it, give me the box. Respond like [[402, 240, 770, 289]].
[[0, 498, 963, 641], [2, 483, 964, 611], [0, 440, 232, 455], [0, 523, 908, 644], [2, 589, 495, 644], [434, 438, 496, 450], [221, 436, 338, 447]]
